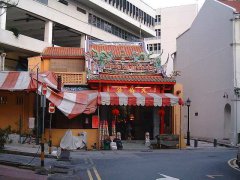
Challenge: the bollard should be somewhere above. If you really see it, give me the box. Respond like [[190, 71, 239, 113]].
[[213, 139, 217, 147], [194, 139, 198, 147]]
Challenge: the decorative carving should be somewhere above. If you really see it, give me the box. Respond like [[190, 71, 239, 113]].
[[88, 49, 170, 77]]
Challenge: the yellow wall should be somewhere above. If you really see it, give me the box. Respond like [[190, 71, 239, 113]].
[[45, 128, 99, 150], [173, 83, 186, 148], [42, 59, 50, 72], [0, 91, 35, 134], [28, 56, 42, 72]]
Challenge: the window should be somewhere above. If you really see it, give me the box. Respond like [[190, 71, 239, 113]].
[[155, 29, 161, 37], [147, 43, 161, 53], [58, 0, 68, 6], [0, 96, 7, 104], [130, 4, 132, 15], [123, 0, 126, 11], [155, 15, 161, 24], [88, 14, 138, 40], [77, 7, 86, 14], [147, 44, 153, 52], [133, 5, 135, 17], [120, 0, 123, 10], [116, 0, 119, 8], [36, 0, 48, 5]]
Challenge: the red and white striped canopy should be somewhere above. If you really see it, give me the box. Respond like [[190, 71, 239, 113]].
[[98, 92, 180, 106], [0, 71, 58, 91], [0, 71, 35, 91], [43, 89, 98, 119], [0, 71, 98, 119]]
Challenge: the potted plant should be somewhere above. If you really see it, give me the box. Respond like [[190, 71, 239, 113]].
[[0, 126, 11, 149]]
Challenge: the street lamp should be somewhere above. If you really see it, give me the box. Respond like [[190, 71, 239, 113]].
[[186, 98, 191, 146]]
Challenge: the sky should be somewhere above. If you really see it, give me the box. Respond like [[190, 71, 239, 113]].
[[142, 0, 206, 9]]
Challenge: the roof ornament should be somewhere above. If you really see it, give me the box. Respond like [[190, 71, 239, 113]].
[[92, 49, 114, 72], [107, 51, 114, 62], [120, 50, 126, 60], [160, 53, 169, 77], [154, 49, 163, 72], [132, 51, 139, 62]]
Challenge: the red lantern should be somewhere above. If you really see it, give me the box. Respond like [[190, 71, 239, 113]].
[[178, 98, 184, 106], [112, 108, 120, 116]]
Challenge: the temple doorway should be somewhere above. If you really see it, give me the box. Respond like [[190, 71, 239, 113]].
[[115, 106, 153, 140]]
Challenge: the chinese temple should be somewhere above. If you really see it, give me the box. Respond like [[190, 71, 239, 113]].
[[86, 41, 182, 141]]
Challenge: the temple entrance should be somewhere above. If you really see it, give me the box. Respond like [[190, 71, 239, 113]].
[[115, 106, 153, 140]]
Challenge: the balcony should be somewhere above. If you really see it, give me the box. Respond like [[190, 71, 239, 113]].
[[54, 72, 87, 85]]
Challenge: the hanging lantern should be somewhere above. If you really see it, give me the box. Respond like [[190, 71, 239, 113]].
[[112, 108, 120, 116], [178, 98, 184, 106]]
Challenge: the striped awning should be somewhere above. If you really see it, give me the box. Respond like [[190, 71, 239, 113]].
[[0, 71, 34, 91], [98, 92, 181, 106], [0, 71, 98, 119]]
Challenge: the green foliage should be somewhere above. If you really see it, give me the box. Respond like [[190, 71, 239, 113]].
[[0, 126, 11, 149]]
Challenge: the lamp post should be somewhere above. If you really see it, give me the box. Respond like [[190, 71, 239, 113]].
[[186, 98, 191, 146]]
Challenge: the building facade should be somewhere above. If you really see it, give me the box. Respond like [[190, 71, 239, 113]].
[[144, 4, 198, 75], [175, 0, 240, 145], [0, 0, 155, 71]]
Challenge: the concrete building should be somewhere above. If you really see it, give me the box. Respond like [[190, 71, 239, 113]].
[[0, 0, 155, 71], [144, 4, 198, 75], [175, 0, 240, 145]]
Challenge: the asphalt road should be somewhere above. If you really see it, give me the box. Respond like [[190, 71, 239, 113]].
[[0, 147, 240, 180], [76, 148, 240, 180]]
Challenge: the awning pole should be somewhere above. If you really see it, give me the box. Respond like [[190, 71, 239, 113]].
[[36, 67, 39, 145], [98, 105, 101, 150]]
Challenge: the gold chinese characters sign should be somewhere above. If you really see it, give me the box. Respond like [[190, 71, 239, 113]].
[[103, 85, 160, 93]]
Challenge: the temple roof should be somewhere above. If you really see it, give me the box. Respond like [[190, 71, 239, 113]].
[[88, 74, 176, 84], [89, 42, 145, 58], [42, 47, 85, 58]]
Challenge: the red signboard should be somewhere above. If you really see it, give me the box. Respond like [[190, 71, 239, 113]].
[[48, 102, 55, 113], [42, 83, 47, 95]]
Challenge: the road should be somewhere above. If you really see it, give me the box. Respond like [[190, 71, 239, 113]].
[[80, 148, 240, 180], [0, 148, 240, 180]]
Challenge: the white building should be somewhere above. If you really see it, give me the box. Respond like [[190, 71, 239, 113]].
[[144, 4, 198, 75], [0, 0, 155, 71], [175, 0, 240, 145]]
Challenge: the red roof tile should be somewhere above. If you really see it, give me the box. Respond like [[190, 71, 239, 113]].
[[42, 47, 85, 58], [88, 74, 176, 83], [89, 44, 144, 58], [219, 0, 240, 12]]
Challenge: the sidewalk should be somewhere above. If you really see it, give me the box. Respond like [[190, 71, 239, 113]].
[[2, 143, 59, 158]]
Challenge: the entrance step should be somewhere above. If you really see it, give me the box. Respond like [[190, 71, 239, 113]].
[[121, 140, 150, 150]]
